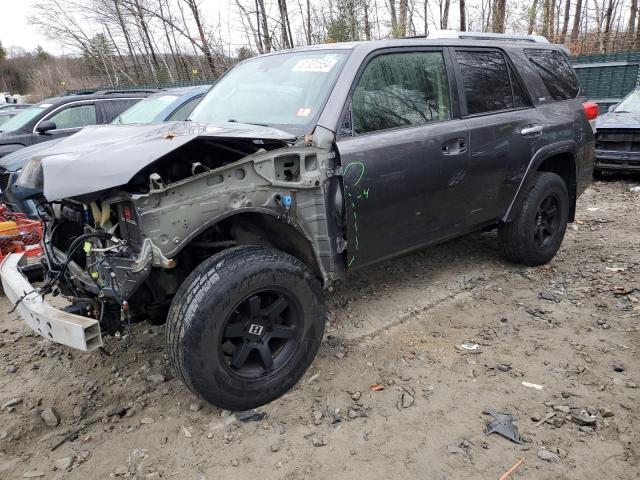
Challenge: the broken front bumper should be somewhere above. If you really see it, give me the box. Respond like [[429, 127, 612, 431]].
[[1, 253, 102, 351], [594, 150, 640, 171]]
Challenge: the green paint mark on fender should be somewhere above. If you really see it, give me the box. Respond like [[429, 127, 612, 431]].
[[342, 161, 368, 268]]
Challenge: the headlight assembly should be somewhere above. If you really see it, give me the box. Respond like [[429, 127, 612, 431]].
[[16, 158, 43, 190]]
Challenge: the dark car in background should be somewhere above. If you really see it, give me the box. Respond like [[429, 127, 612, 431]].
[[0, 104, 32, 113], [0, 86, 209, 216], [594, 88, 640, 173], [0, 90, 154, 158]]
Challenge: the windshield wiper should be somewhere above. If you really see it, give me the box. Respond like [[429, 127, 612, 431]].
[[227, 119, 270, 128], [614, 110, 629, 113]]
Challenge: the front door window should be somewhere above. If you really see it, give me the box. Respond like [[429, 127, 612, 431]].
[[351, 51, 452, 135]]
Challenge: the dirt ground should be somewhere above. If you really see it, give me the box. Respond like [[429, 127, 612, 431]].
[[1, 177, 639, 480]]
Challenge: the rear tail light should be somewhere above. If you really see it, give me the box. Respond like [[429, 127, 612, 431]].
[[583, 101, 599, 121]]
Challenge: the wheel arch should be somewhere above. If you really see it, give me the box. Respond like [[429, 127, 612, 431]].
[[503, 141, 578, 223], [179, 210, 325, 283]]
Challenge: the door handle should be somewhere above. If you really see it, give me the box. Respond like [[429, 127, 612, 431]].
[[442, 138, 468, 155], [520, 125, 544, 136]]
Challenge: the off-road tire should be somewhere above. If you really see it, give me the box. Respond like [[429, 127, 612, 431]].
[[166, 246, 325, 411], [499, 172, 569, 266]]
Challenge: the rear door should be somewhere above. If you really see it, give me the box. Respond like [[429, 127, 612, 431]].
[[335, 48, 470, 269], [452, 48, 546, 225]]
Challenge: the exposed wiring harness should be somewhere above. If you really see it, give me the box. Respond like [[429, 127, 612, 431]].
[[20, 202, 132, 341], [9, 231, 113, 313]]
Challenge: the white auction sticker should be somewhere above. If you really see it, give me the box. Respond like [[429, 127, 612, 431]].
[[292, 58, 337, 73]]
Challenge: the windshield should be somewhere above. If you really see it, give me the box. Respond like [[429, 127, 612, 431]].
[[0, 104, 49, 133], [113, 94, 180, 124], [189, 50, 348, 133], [614, 89, 640, 113], [0, 114, 13, 126]]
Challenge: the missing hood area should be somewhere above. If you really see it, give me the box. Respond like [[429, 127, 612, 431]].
[[38, 121, 297, 201]]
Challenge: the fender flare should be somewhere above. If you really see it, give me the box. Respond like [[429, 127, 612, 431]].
[[502, 140, 578, 223]]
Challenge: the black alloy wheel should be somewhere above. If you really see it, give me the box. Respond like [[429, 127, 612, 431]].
[[498, 171, 569, 266], [221, 289, 301, 377], [167, 246, 325, 411], [533, 195, 561, 248]]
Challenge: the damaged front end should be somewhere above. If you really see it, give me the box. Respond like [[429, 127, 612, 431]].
[[3, 122, 342, 348]]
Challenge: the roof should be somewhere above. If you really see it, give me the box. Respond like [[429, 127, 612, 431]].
[[264, 37, 570, 58]]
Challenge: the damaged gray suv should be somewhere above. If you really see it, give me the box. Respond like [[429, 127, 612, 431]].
[[1, 32, 595, 410]]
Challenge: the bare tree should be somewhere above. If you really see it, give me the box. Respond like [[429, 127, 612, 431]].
[[441, 0, 450, 29], [277, 0, 294, 48], [364, 0, 372, 39], [399, 0, 409, 36], [528, 0, 539, 34], [627, 0, 638, 47], [570, 0, 583, 42], [460, 0, 466, 31], [388, 0, 398, 34], [559, 0, 571, 42], [491, 0, 506, 32]]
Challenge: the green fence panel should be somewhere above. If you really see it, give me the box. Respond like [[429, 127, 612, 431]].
[[63, 79, 214, 95], [570, 51, 639, 104]]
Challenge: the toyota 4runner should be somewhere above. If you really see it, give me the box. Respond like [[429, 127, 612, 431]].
[[1, 32, 595, 411]]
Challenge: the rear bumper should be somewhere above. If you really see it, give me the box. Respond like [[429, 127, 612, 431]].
[[1, 253, 102, 351]]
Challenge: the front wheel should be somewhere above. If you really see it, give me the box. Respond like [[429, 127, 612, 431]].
[[166, 246, 325, 410], [499, 172, 569, 266]]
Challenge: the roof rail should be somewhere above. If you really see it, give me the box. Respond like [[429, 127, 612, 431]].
[[60, 90, 95, 96], [426, 29, 550, 44], [92, 89, 158, 95]]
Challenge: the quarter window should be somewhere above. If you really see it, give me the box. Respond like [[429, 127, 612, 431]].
[[46, 104, 97, 129], [456, 50, 522, 115], [524, 49, 579, 101], [351, 51, 451, 135]]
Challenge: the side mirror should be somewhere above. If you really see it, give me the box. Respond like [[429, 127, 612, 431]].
[[608, 105, 616, 113], [36, 120, 56, 134]]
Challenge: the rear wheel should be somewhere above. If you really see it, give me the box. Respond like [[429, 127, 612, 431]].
[[499, 172, 569, 266], [166, 246, 325, 410]]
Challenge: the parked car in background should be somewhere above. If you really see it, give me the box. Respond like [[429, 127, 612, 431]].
[[0, 90, 155, 158], [1, 33, 594, 411], [0, 104, 32, 127], [0, 104, 32, 112], [594, 87, 640, 174], [112, 85, 210, 124], [0, 86, 209, 217]]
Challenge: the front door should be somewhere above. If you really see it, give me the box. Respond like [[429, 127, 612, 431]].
[[335, 49, 470, 269], [35, 102, 97, 143]]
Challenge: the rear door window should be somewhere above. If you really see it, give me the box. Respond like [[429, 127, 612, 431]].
[[46, 103, 97, 129], [99, 99, 141, 123], [351, 51, 451, 135], [524, 49, 579, 100], [455, 50, 525, 115]]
